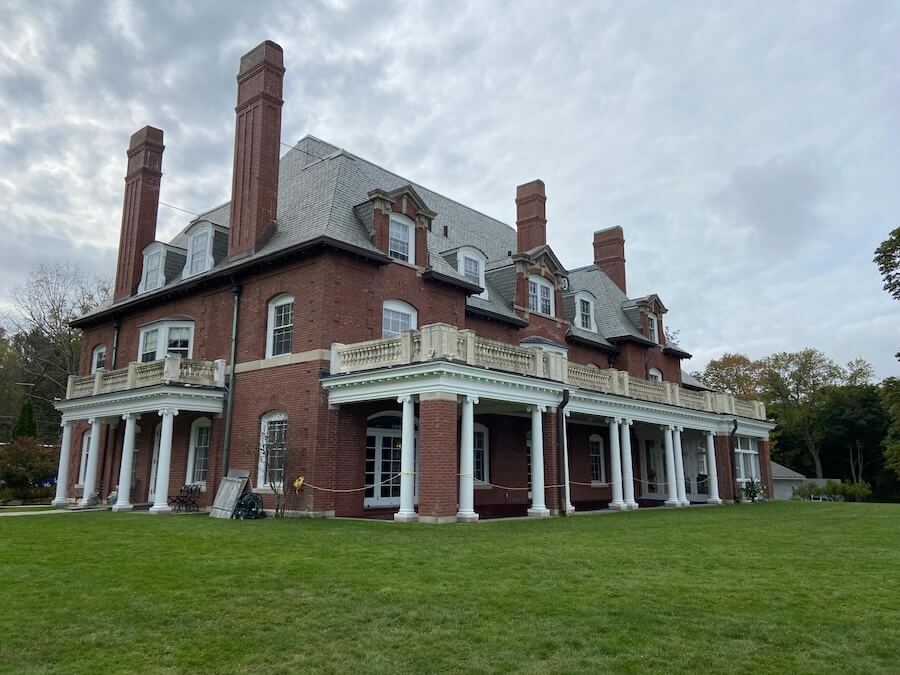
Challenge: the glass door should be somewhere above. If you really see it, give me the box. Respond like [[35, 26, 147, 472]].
[[148, 424, 161, 501], [364, 431, 407, 507]]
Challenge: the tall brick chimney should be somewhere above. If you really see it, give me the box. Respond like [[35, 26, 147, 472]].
[[113, 126, 164, 302], [228, 40, 285, 259], [515, 179, 547, 253], [593, 226, 626, 293]]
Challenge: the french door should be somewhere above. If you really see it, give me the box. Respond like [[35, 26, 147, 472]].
[[148, 424, 161, 501], [642, 439, 669, 500], [364, 430, 416, 508]]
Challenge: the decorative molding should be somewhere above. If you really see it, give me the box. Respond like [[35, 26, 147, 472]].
[[235, 349, 331, 374]]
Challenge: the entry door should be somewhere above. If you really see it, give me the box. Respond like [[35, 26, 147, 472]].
[[148, 424, 161, 500], [364, 430, 415, 508], [643, 439, 668, 499]]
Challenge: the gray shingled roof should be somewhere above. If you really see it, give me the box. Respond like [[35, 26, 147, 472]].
[[566, 265, 652, 343], [771, 461, 807, 480]]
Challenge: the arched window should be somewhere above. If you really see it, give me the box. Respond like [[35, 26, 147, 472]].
[[527, 275, 555, 316], [574, 291, 596, 332], [382, 299, 418, 338], [266, 294, 294, 358], [473, 422, 490, 484], [648, 368, 663, 382], [184, 223, 214, 277], [457, 246, 488, 299], [78, 430, 91, 484], [258, 411, 287, 489], [186, 418, 212, 486], [590, 434, 606, 483], [91, 345, 107, 373], [388, 213, 415, 264]]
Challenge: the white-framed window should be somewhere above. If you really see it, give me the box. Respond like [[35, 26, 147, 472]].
[[258, 411, 287, 489], [698, 452, 708, 476], [457, 246, 488, 299], [648, 368, 663, 382], [388, 214, 415, 264], [382, 299, 418, 338], [473, 422, 490, 485], [91, 345, 107, 373], [184, 225, 213, 277], [647, 312, 659, 344], [734, 436, 761, 484], [139, 247, 164, 293], [590, 434, 606, 483], [186, 418, 211, 486], [527, 275, 555, 316], [78, 430, 91, 485], [574, 291, 596, 332], [266, 294, 294, 358], [137, 321, 194, 362]]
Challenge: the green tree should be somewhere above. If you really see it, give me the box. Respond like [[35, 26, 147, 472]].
[[691, 353, 764, 399], [0, 436, 57, 500], [874, 225, 900, 301], [882, 378, 900, 481], [816, 385, 886, 483], [11, 397, 38, 440]]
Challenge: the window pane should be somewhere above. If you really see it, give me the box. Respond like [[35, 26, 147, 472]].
[[272, 301, 294, 356], [141, 330, 158, 362], [382, 308, 411, 338], [389, 219, 410, 261], [528, 280, 538, 311], [193, 426, 210, 483], [189, 232, 209, 274], [579, 299, 591, 329], [463, 257, 481, 284], [264, 418, 287, 485], [540, 284, 552, 315], [145, 252, 161, 290], [590, 439, 604, 482], [474, 430, 486, 482], [166, 327, 191, 358]]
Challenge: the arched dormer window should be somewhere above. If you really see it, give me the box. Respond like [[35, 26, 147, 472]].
[[590, 434, 606, 484], [388, 213, 415, 264], [648, 368, 663, 382], [382, 299, 418, 338], [527, 274, 555, 317], [184, 222, 214, 278], [266, 294, 294, 358], [258, 411, 287, 489], [138, 243, 165, 293], [457, 246, 488, 299], [91, 345, 107, 373], [186, 417, 212, 486], [574, 291, 597, 332]]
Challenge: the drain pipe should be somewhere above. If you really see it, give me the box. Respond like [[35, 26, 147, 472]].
[[729, 418, 739, 501], [221, 279, 242, 478], [557, 389, 570, 516], [111, 317, 121, 368]]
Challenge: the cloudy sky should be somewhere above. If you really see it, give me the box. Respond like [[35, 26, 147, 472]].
[[1, 0, 897, 377]]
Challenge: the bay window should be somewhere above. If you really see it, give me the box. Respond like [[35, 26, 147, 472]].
[[137, 321, 194, 362]]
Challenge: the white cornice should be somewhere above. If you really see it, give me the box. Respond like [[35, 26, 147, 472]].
[[55, 385, 224, 423]]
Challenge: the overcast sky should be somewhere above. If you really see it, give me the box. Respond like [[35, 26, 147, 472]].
[[0, 0, 897, 378]]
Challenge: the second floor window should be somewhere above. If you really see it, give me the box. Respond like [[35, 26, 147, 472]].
[[648, 368, 663, 382], [382, 300, 417, 338], [140, 329, 158, 363], [528, 276, 554, 316], [138, 321, 194, 362], [266, 294, 294, 358], [167, 327, 191, 358], [91, 345, 107, 373], [388, 214, 414, 263]]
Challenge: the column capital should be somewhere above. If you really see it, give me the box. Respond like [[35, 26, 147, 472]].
[[528, 405, 547, 414], [397, 395, 413, 405], [157, 407, 179, 418], [464, 395, 479, 405], [121, 413, 141, 422]]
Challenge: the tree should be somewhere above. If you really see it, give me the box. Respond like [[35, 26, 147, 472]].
[[816, 385, 886, 483], [691, 353, 764, 399], [874, 225, 900, 301], [882, 378, 900, 481], [11, 397, 38, 440], [0, 328, 24, 440], [0, 437, 57, 500]]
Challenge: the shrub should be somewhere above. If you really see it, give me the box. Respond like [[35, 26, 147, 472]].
[[0, 437, 57, 500], [840, 482, 872, 502], [0, 486, 16, 503], [742, 479, 763, 503]]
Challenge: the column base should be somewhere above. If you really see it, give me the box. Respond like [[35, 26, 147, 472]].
[[393, 510, 418, 523], [680, 501, 691, 508], [111, 503, 133, 512], [527, 506, 551, 518], [77, 497, 99, 508], [626, 502, 640, 510], [609, 501, 627, 511], [456, 511, 479, 523], [149, 504, 172, 515], [706, 497, 723, 505], [418, 514, 457, 524], [51, 498, 70, 508], [664, 499, 680, 507]]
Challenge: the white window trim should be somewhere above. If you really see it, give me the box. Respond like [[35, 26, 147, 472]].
[[185, 417, 212, 488], [574, 291, 596, 332], [734, 436, 761, 484], [648, 368, 663, 382], [258, 411, 287, 490], [266, 294, 295, 358], [91, 345, 107, 374], [183, 223, 214, 278], [589, 433, 606, 485], [137, 320, 195, 362], [473, 422, 490, 487], [647, 312, 659, 344], [527, 274, 555, 317], [382, 299, 418, 338], [77, 430, 91, 486], [138, 244, 165, 294], [388, 213, 416, 265], [457, 246, 488, 299]]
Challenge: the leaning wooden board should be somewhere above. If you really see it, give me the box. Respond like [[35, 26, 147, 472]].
[[210, 476, 248, 518]]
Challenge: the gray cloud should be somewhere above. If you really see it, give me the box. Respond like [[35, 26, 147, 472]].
[[0, 0, 897, 378]]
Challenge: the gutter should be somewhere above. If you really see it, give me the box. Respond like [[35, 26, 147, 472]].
[[557, 389, 570, 516], [464, 304, 529, 328], [421, 268, 483, 294], [221, 280, 242, 478]]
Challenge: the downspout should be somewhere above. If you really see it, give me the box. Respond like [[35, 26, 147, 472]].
[[729, 418, 739, 501], [221, 280, 242, 478], [111, 318, 121, 368], [557, 389, 570, 516]]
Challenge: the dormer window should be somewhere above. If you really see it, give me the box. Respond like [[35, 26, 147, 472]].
[[574, 291, 596, 332], [528, 275, 555, 316], [647, 312, 659, 343], [388, 214, 415, 263], [91, 345, 107, 373], [182, 222, 217, 278], [457, 246, 488, 299], [141, 248, 163, 292]]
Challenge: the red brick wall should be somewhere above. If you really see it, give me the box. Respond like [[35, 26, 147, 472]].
[[567, 421, 613, 506], [417, 397, 458, 520], [757, 439, 773, 498], [714, 434, 736, 501]]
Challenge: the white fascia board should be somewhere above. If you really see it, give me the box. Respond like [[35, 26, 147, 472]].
[[55, 385, 225, 423]]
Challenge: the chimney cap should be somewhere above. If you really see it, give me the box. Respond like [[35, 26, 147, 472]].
[[128, 126, 164, 149], [593, 225, 624, 239], [239, 40, 284, 75], [516, 179, 546, 200]]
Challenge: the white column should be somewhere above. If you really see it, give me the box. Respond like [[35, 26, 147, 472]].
[[395, 395, 418, 522], [608, 417, 626, 510], [673, 426, 689, 506], [528, 406, 550, 517], [706, 431, 722, 504], [78, 418, 103, 508], [150, 408, 178, 514], [52, 421, 74, 507], [113, 414, 139, 512], [620, 419, 638, 510], [561, 411, 574, 514], [663, 425, 679, 507], [456, 395, 479, 522]]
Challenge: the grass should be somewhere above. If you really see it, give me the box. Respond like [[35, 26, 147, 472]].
[[1, 502, 898, 674]]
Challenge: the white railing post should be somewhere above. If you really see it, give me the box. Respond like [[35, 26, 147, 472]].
[[620, 372, 630, 397], [399, 332, 412, 363], [214, 359, 226, 387], [330, 343, 345, 373], [607, 369, 620, 395], [162, 354, 181, 383], [66, 375, 75, 400], [93, 368, 105, 395], [126, 362, 137, 388]]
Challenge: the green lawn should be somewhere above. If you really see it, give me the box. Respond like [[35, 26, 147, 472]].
[[1, 502, 898, 674]]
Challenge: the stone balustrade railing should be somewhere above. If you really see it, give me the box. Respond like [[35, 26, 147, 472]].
[[330, 323, 767, 420], [66, 354, 227, 400]]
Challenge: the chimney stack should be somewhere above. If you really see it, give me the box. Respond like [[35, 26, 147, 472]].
[[515, 179, 547, 253], [593, 226, 626, 293], [114, 126, 164, 302], [228, 40, 285, 259]]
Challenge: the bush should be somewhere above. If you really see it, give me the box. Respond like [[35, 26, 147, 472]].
[[840, 482, 872, 502], [743, 479, 763, 503], [0, 437, 57, 500], [0, 486, 16, 503]]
